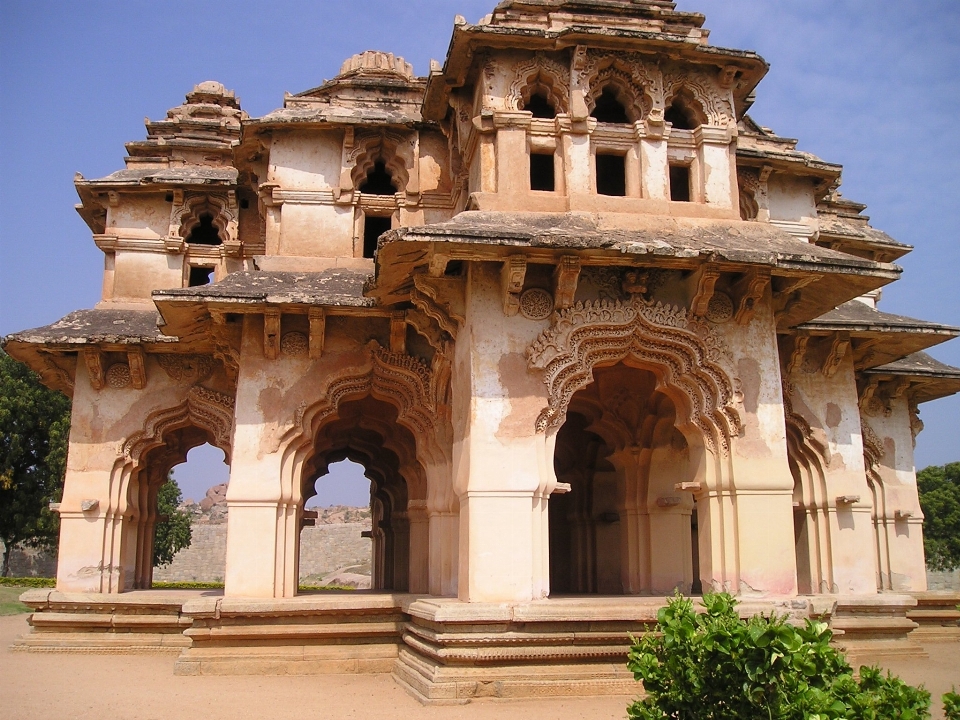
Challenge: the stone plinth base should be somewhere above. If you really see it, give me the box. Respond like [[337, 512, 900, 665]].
[[907, 593, 960, 643], [9, 590, 932, 702], [829, 594, 926, 663], [393, 596, 656, 704], [173, 592, 405, 675], [13, 589, 198, 653]]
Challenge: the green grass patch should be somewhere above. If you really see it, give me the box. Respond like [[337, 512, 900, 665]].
[[0, 586, 32, 615], [151, 580, 356, 592], [0, 577, 54, 588]]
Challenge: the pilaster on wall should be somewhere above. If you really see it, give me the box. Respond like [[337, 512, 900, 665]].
[[859, 394, 927, 592], [783, 342, 878, 595]]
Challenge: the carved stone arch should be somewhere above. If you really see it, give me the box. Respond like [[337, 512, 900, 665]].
[[663, 69, 734, 128], [586, 65, 649, 123], [349, 131, 411, 193], [507, 53, 570, 114], [527, 298, 741, 456], [170, 192, 239, 248], [121, 385, 236, 465]]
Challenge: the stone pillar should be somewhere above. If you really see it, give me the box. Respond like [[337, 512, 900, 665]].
[[558, 116, 593, 195], [695, 125, 736, 209], [407, 500, 429, 593], [223, 315, 296, 598], [493, 112, 531, 198], [640, 123, 669, 200], [452, 263, 555, 603]]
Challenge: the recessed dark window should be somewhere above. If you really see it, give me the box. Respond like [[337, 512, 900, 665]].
[[359, 160, 397, 195], [669, 165, 692, 202], [665, 101, 697, 130], [188, 266, 214, 287], [596, 153, 626, 196], [444, 260, 464, 277], [525, 92, 556, 119], [590, 87, 630, 124], [363, 215, 392, 258], [186, 213, 222, 246], [530, 152, 555, 192], [239, 198, 250, 209]]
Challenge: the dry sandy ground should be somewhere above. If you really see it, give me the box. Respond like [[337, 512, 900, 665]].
[[1, 613, 957, 720]]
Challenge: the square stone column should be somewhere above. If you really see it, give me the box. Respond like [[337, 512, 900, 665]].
[[452, 263, 555, 603]]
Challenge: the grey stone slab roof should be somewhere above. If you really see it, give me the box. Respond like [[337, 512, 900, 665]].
[[800, 302, 959, 335], [867, 351, 960, 379], [384, 211, 887, 271], [250, 106, 423, 128], [2, 308, 173, 345], [80, 166, 238, 186], [154, 269, 375, 307]]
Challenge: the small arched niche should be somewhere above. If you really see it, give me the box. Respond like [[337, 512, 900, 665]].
[[185, 212, 223, 246], [523, 91, 557, 119], [359, 160, 398, 196], [590, 86, 632, 124]]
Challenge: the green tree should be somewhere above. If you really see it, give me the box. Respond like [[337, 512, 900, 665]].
[[917, 462, 960, 571], [0, 349, 71, 576], [153, 474, 192, 567]]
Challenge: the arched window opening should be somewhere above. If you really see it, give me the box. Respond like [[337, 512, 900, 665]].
[[525, 92, 556, 119], [150, 441, 230, 586], [363, 214, 392, 259], [298, 395, 422, 594], [186, 212, 222, 246], [665, 100, 698, 130], [359, 160, 397, 196], [301, 459, 373, 589], [550, 363, 698, 596], [590, 87, 630, 124]]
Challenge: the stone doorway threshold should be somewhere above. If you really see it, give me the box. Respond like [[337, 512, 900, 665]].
[[11, 589, 932, 705]]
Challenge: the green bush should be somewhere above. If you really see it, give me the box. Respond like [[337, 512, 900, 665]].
[[0, 576, 54, 588], [627, 592, 931, 720], [944, 689, 960, 720]]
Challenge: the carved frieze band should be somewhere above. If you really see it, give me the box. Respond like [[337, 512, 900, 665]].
[[526, 298, 741, 455]]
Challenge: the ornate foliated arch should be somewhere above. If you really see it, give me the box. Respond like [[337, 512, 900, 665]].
[[168, 192, 239, 249], [585, 65, 650, 123], [526, 298, 742, 456], [507, 53, 571, 114], [349, 130, 412, 193], [662, 67, 735, 128], [120, 385, 235, 464]]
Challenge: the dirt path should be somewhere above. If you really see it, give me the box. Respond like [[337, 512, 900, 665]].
[[2, 612, 957, 720], [0, 614, 634, 720]]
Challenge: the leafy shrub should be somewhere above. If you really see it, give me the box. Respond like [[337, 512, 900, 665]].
[[0, 576, 55, 588], [944, 689, 960, 720], [627, 592, 931, 720]]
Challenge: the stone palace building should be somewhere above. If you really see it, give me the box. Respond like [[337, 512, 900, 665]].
[[5, 0, 960, 702]]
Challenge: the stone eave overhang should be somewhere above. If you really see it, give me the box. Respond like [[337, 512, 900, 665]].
[[294, 74, 428, 99], [243, 108, 430, 132], [1, 308, 180, 396], [863, 352, 960, 405], [422, 20, 768, 121], [153, 270, 379, 339], [794, 302, 959, 370], [735, 146, 841, 186], [74, 168, 239, 234], [369, 211, 900, 327]]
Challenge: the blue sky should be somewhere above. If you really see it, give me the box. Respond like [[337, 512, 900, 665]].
[[1, 0, 957, 504]]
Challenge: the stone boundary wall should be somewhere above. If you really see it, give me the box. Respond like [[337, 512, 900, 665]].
[[152, 522, 372, 584]]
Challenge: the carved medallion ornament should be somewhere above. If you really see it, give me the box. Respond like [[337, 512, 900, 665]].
[[520, 288, 555, 320], [705, 292, 734, 324], [157, 354, 215, 383], [106, 363, 132, 389], [280, 332, 308, 357], [526, 298, 741, 455]]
